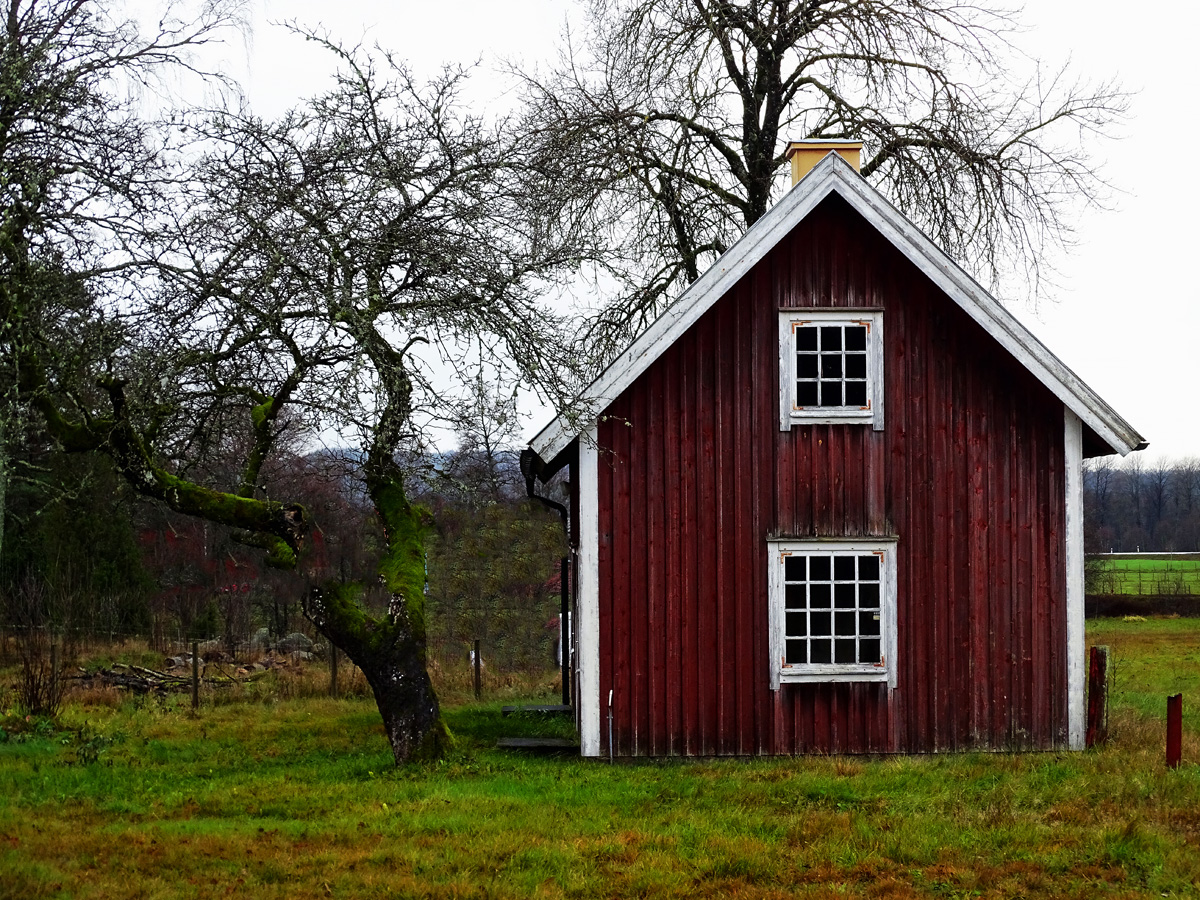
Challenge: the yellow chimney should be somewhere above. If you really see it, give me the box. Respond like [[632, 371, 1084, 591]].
[[786, 140, 862, 185]]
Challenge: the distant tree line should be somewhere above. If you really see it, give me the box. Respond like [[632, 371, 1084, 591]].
[[2, 430, 566, 674], [1084, 456, 1200, 553]]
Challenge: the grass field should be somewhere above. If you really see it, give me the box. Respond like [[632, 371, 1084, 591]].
[[1088, 554, 1200, 596], [2, 619, 1199, 899]]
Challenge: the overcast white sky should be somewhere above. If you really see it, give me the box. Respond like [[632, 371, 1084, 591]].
[[226, 0, 1198, 461]]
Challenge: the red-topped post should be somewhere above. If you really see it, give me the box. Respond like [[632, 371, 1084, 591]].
[[1167, 694, 1182, 769]]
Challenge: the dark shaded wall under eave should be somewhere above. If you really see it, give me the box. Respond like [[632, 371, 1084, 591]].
[[595, 194, 1067, 756]]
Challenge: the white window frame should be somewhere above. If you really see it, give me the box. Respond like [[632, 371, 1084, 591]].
[[767, 538, 898, 689], [778, 309, 884, 431]]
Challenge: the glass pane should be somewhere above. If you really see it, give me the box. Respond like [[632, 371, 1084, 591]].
[[810, 639, 832, 664], [797, 354, 818, 377], [858, 583, 879, 607], [785, 584, 806, 609], [859, 611, 880, 636], [860, 639, 881, 663], [820, 326, 841, 350], [796, 327, 817, 351], [820, 381, 842, 406], [821, 355, 843, 378], [834, 611, 856, 636], [786, 612, 806, 636], [844, 326, 867, 351], [845, 381, 867, 407], [784, 556, 806, 582], [796, 381, 818, 406], [834, 556, 856, 581], [810, 556, 831, 580], [786, 639, 807, 665], [834, 639, 857, 664], [810, 611, 831, 636], [834, 584, 856, 608], [845, 354, 866, 379], [809, 584, 831, 607], [858, 555, 879, 581]]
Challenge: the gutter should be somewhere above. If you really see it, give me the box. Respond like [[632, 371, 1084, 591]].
[[520, 447, 570, 542]]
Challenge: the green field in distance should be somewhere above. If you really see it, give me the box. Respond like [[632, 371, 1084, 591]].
[[1088, 553, 1200, 596]]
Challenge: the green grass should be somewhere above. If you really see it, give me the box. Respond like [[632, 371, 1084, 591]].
[[1087, 617, 1200, 729], [1089, 554, 1200, 596], [1, 621, 1199, 899]]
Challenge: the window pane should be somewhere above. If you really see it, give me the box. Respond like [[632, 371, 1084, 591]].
[[858, 555, 879, 580], [786, 639, 807, 665], [820, 326, 841, 350], [797, 354, 818, 377], [834, 584, 856, 608], [796, 381, 818, 406], [834, 639, 857, 664], [796, 327, 817, 351], [809, 584, 831, 607], [784, 556, 806, 582], [860, 639, 881, 663], [810, 639, 832, 664], [820, 381, 842, 406], [786, 612, 806, 636], [834, 611, 855, 636], [785, 584, 806, 609], [844, 326, 867, 351], [845, 354, 866, 379], [858, 583, 879, 608], [775, 543, 889, 674], [845, 381, 867, 407], [859, 611, 880, 636], [834, 556, 856, 581], [810, 611, 831, 636], [821, 355, 843, 378]]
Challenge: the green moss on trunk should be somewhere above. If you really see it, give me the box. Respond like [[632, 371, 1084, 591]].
[[306, 472, 447, 765]]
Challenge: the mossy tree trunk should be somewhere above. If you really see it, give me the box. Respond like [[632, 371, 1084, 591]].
[[305, 486, 447, 765], [306, 325, 448, 765]]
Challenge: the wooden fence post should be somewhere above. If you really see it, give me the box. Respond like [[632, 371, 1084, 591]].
[[561, 556, 570, 707], [1086, 645, 1109, 748], [473, 639, 482, 701], [330, 644, 338, 699], [50, 636, 59, 704], [1167, 694, 1183, 769], [191, 640, 199, 710]]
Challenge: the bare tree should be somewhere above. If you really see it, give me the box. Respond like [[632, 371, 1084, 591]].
[[1144, 456, 1172, 544], [157, 38, 582, 762], [0, 0, 245, 567], [519, 0, 1128, 357], [11, 11, 580, 760], [1120, 453, 1145, 544], [1174, 456, 1200, 518]]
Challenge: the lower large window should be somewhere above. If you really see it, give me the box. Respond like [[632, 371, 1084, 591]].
[[767, 538, 897, 688]]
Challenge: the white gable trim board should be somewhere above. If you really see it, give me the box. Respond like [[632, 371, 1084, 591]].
[[531, 153, 1144, 464], [577, 425, 601, 758], [1065, 409, 1086, 750]]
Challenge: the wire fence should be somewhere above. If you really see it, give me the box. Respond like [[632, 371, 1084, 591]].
[[0, 623, 559, 695]]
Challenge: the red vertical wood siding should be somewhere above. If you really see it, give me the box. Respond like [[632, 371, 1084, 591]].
[[595, 195, 1068, 755]]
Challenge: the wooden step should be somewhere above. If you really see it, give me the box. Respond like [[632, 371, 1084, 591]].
[[496, 737, 579, 753], [500, 704, 573, 717]]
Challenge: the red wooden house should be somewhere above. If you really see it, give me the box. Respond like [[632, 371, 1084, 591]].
[[525, 141, 1145, 757]]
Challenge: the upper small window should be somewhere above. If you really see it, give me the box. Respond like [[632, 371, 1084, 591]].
[[778, 310, 883, 430]]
